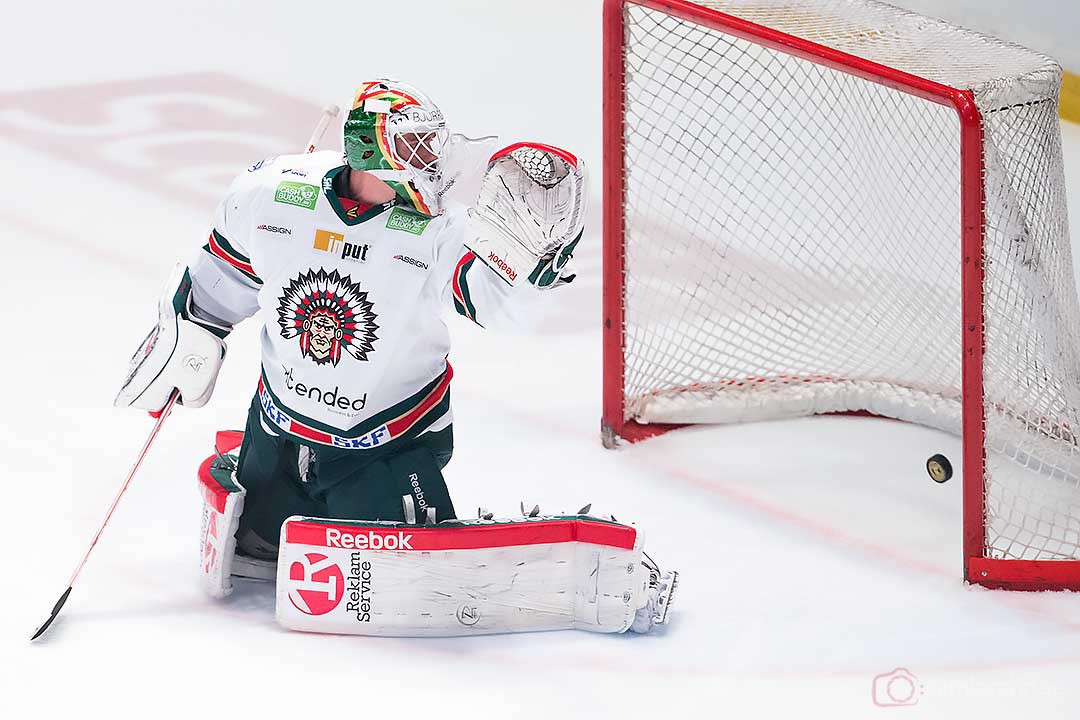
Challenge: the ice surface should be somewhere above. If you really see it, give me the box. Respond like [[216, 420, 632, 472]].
[[2, 2, 1080, 718]]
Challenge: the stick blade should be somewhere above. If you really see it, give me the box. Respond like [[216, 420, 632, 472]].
[[31, 586, 72, 641]]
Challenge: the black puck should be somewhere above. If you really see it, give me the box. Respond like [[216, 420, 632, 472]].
[[927, 453, 953, 483]]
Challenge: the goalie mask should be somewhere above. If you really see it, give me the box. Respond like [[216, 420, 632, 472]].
[[343, 79, 449, 216]]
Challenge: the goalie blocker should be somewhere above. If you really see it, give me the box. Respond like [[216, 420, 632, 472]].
[[198, 436, 677, 634]]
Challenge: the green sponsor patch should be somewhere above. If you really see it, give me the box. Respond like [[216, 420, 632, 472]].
[[386, 208, 432, 235], [274, 181, 319, 210]]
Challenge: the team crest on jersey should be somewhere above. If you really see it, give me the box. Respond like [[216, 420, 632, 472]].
[[277, 269, 379, 366]]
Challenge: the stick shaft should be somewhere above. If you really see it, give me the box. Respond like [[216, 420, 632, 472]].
[[66, 389, 180, 588], [305, 104, 340, 155]]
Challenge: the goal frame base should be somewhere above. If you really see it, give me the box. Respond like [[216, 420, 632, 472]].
[[601, 420, 687, 449], [968, 558, 1080, 591]]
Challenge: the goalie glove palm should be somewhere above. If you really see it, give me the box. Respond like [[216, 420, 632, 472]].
[[466, 142, 587, 289]]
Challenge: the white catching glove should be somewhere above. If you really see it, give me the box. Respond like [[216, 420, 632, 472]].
[[465, 142, 587, 289], [115, 264, 227, 414]]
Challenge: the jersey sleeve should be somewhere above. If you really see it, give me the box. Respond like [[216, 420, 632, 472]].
[[436, 206, 543, 330], [184, 172, 265, 333]]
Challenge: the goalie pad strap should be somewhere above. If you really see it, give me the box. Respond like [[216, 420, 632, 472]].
[[275, 516, 648, 636]]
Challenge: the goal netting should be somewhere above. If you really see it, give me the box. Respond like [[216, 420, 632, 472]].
[[605, 0, 1080, 580]]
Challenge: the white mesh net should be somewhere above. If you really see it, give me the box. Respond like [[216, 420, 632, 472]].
[[615, 0, 1080, 561]]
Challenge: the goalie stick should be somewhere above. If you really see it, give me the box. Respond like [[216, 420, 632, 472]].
[[31, 389, 180, 640], [30, 104, 341, 641], [305, 103, 341, 155]]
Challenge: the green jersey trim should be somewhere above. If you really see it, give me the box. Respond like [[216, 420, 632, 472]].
[[321, 166, 398, 227]]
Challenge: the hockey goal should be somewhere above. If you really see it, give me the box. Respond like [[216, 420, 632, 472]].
[[602, 0, 1080, 590]]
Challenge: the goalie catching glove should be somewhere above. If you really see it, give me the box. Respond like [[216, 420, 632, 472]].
[[465, 142, 587, 290], [115, 264, 227, 414]]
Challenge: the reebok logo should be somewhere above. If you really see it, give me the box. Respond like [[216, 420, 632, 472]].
[[393, 254, 429, 270], [409, 472, 428, 511], [257, 224, 292, 235], [487, 251, 517, 282], [326, 529, 414, 550]]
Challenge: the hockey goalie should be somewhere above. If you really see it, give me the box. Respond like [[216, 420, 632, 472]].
[[115, 79, 677, 637]]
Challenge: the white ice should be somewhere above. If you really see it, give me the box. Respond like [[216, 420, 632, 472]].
[[2, 2, 1080, 718]]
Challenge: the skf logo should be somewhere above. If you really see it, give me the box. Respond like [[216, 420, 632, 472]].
[[257, 224, 292, 235], [314, 229, 369, 263], [287, 553, 345, 615], [487, 251, 517, 282]]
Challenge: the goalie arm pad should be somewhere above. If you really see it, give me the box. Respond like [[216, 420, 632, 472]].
[[190, 172, 265, 324], [441, 207, 546, 329], [116, 175, 264, 412], [275, 515, 651, 636], [114, 264, 228, 412], [445, 247, 544, 329], [464, 142, 587, 290]]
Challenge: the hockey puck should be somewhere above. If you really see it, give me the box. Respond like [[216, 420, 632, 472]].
[[926, 453, 953, 483]]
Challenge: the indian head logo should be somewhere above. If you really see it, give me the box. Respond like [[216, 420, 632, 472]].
[[277, 269, 378, 366]]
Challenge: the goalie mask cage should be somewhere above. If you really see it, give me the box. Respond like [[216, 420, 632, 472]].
[[602, 0, 1080, 590]]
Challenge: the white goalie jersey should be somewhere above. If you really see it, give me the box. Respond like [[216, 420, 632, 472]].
[[184, 150, 534, 449]]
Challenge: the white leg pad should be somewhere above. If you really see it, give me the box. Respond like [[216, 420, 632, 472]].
[[198, 434, 247, 599], [275, 515, 652, 636]]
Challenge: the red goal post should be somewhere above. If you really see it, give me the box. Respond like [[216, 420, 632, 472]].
[[602, 0, 1080, 590]]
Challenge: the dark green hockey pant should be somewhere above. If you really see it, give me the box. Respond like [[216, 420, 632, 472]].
[[233, 395, 455, 560]]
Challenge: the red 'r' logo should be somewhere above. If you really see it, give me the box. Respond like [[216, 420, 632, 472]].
[[287, 553, 345, 615]]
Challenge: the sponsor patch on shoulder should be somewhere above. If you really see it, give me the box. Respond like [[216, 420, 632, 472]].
[[386, 208, 432, 235], [275, 181, 320, 210], [248, 156, 277, 172]]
